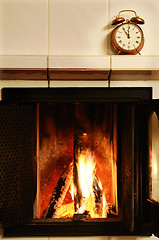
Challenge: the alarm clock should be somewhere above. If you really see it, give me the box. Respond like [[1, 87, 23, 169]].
[[111, 10, 145, 55]]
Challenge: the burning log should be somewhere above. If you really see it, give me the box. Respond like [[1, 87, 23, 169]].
[[73, 211, 91, 221], [73, 131, 109, 218], [93, 173, 103, 216], [44, 162, 73, 218], [73, 132, 85, 212], [73, 131, 92, 213]]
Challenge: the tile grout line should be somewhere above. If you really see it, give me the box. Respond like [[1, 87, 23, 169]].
[[47, 0, 50, 57], [47, 0, 50, 87], [107, 0, 111, 55]]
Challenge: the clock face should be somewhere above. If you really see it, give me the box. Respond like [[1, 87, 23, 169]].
[[114, 23, 143, 52]]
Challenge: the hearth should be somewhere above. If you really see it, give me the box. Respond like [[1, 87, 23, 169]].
[[0, 87, 159, 237]]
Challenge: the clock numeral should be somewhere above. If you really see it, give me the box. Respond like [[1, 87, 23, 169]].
[[136, 31, 139, 34], [136, 41, 139, 44], [118, 40, 122, 44], [122, 44, 125, 47], [137, 36, 141, 39]]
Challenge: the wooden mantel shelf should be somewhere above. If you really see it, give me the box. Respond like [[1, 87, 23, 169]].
[[0, 68, 110, 80], [0, 68, 47, 80], [49, 68, 110, 80], [0, 55, 158, 81]]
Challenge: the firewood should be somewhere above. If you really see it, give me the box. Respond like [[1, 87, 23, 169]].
[[73, 131, 86, 212], [93, 173, 103, 216], [44, 162, 73, 218]]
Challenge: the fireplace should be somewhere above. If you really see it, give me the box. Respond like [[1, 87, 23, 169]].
[[0, 87, 159, 237]]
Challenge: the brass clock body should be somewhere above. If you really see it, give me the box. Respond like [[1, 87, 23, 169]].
[[111, 22, 144, 55]]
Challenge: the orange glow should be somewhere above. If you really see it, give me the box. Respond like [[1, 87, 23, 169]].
[[38, 103, 118, 219], [55, 149, 108, 219], [77, 151, 94, 199], [56, 203, 74, 218], [83, 132, 87, 137]]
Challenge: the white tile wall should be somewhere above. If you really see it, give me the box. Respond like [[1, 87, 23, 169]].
[[49, 0, 109, 55], [1, 236, 157, 240], [49, 237, 108, 240], [0, 0, 48, 55], [111, 56, 159, 70], [0, 56, 47, 68], [109, 236, 159, 240], [0, 0, 159, 67], [0, 234, 158, 240], [1, 237, 48, 240], [50, 81, 108, 87], [49, 56, 110, 69]]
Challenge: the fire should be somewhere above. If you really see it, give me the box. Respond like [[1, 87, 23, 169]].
[[77, 151, 94, 199], [38, 102, 118, 219], [43, 128, 110, 219], [69, 150, 108, 218], [55, 149, 108, 219]]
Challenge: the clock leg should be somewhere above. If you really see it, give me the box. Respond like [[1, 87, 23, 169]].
[[136, 49, 141, 55]]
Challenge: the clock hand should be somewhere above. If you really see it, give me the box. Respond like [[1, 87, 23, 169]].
[[122, 27, 129, 37], [122, 27, 130, 39], [127, 25, 130, 39], [128, 25, 130, 33]]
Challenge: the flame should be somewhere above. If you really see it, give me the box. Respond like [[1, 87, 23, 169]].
[[55, 149, 109, 219], [70, 181, 75, 201], [83, 132, 87, 137], [102, 193, 108, 218], [77, 151, 95, 198], [72, 150, 108, 218]]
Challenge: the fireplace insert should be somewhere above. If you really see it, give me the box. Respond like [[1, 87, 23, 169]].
[[0, 87, 159, 237]]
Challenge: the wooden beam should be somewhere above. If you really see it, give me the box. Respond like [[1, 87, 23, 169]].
[[0, 68, 158, 81], [48, 68, 109, 80], [0, 68, 47, 80], [110, 70, 159, 81]]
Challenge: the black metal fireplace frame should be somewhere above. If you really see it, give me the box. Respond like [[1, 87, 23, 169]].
[[2, 87, 152, 103], [1, 87, 159, 237]]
